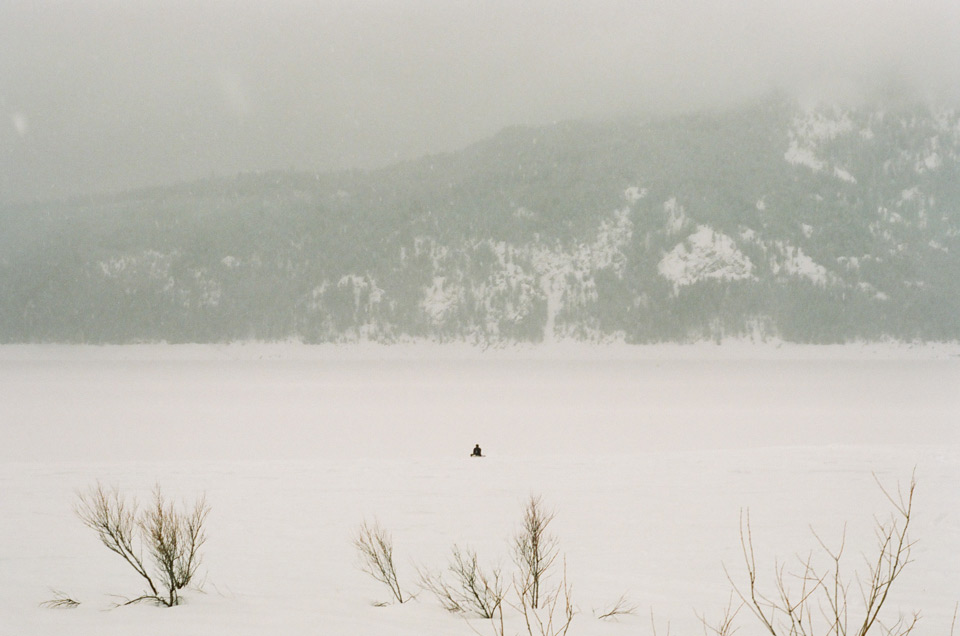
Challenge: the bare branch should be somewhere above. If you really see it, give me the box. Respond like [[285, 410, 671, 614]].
[[75, 483, 209, 607], [513, 495, 559, 610], [39, 590, 81, 609], [353, 519, 407, 604], [697, 593, 743, 636], [514, 557, 574, 636], [651, 608, 672, 636], [76, 483, 159, 600], [595, 593, 638, 621], [721, 475, 919, 636], [419, 545, 505, 618]]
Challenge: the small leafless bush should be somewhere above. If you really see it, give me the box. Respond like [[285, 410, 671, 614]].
[[76, 483, 209, 607], [418, 545, 506, 618], [724, 474, 918, 636], [354, 518, 407, 604], [697, 594, 743, 636], [595, 593, 639, 621], [510, 496, 573, 635], [39, 590, 81, 609], [515, 557, 575, 636], [513, 495, 559, 610]]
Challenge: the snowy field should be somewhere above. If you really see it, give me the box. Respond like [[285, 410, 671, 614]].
[[1, 344, 958, 636]]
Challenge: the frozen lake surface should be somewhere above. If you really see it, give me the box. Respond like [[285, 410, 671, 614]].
[[3, 344, 959, 462], [0, 344, 958, 635]]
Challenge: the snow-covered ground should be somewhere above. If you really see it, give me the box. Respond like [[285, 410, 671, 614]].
[[1, 344, 958, 635]]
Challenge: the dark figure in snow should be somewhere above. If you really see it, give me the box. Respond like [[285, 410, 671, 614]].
[[471, 444, 483, 457]]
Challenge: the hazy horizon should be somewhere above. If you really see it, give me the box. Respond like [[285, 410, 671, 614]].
[[4, 0, 960, 203]]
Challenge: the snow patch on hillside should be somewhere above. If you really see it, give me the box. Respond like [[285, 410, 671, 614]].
[[474, 242, 540, 335], [95, 250, 227, 308], [785, 143, 826, 171], [421, 276, 461, 325], [837, 256, 860, 272], [739, 227, 760, 243], [514, 206, 536, 220], [97, 250, 177, 287], [769, 242, 833, 286], [409, 205, 636, 342], [834, 166, 856, 183], [533, 206, 635, 341], [339, 275, 384, 312], [586, 206, 633, 277], [794, 109, 854, 142], [921, 152, 942, 171], [663, 197, 689, 234], [857, 281, 890, 301], [785, 109, 854, 175], [658, 226, 755, 291], [624, 185, 647, 203]]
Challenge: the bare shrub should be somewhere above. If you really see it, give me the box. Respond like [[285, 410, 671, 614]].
[[515, 557, 575, 636], [725, 474, 918, 636], [595, 593, 639, 621], [513, 495, 559, 610], [76, 483, 209, 607], [697, 594, 743, 636], [510, 496, 572, 635], [418, 545, 506, 618], [353, 519, 407, 604], [141, 487, 209, 607], [40, 590, 81, 609]]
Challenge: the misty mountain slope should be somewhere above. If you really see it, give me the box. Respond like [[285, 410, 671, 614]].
[[2, 96, 960, 344]]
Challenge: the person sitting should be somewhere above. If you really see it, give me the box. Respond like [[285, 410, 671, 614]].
[[471, 444, 483, 457]]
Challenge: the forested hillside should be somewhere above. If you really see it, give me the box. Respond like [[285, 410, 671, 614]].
[[3, 95, 959, 344]]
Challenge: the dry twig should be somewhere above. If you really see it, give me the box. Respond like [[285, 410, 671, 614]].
[[354, 519, 407, 604], [724, 474, 918, 636]]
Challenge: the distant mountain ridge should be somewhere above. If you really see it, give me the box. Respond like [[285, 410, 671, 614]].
[[3, 95, 960, 344]]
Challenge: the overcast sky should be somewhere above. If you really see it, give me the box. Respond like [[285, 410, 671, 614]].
[[3, 0, 960, 203]]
